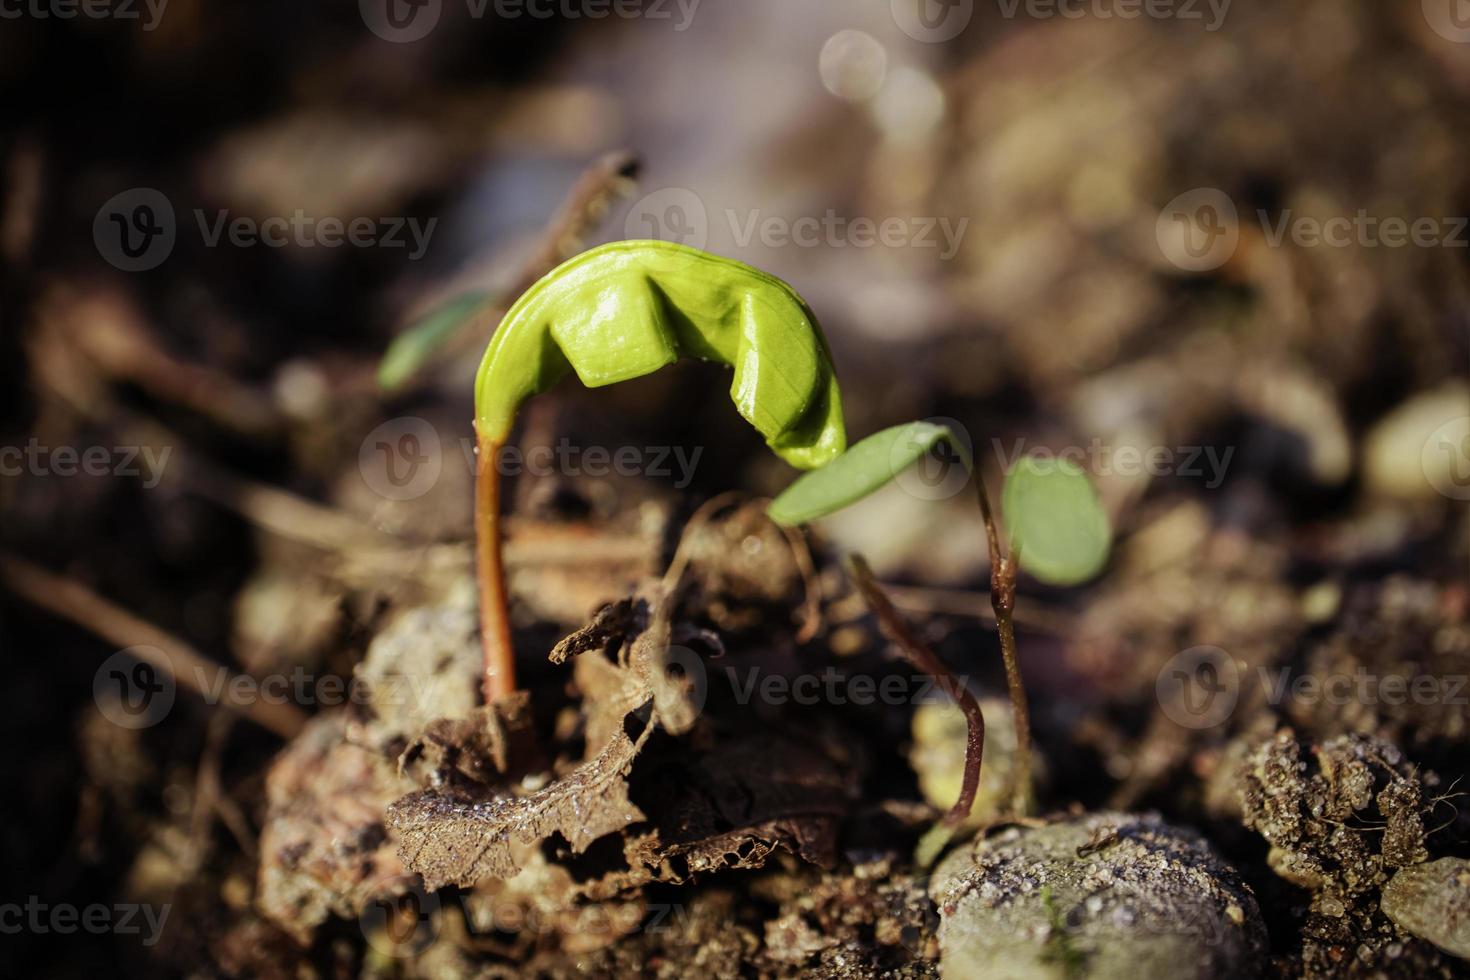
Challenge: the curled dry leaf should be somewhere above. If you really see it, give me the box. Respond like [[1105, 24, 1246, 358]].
[[388, 582, 846, 892], [390, 717, 656, 889]]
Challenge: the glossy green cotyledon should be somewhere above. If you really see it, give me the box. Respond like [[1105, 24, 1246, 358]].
[[474, 240, 846, 469]]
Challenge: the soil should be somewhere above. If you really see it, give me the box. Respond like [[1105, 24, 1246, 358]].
[[3, 2, 1469, 978]]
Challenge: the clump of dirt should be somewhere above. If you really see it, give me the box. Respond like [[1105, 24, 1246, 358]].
[[1285, 577, 1470, 753], [929, 811, 1267, 980], [1236, 728, 1460, 977], [255, 714, 415, 944]]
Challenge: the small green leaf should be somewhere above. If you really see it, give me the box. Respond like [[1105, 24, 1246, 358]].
[[767, 421, 969, 526], [1001, 455, 1110, 586], [474, 240, 845, 469], [378, 291, 491, 392]]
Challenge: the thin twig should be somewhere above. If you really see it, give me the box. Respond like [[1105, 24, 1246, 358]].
[[773, 521, 823, 644], [0, 553, 308, 739], [400, 150, 642, 387], [661, 490, 745, 590], [847, 554, 983, 830]]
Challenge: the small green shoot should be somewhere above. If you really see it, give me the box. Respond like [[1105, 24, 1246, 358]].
[[378, 291, 492, 392], [470, 240, 846, 703], [769, 423, 1112, 825]]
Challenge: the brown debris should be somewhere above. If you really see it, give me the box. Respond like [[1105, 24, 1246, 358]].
[[255, 715, 416, 943], [1237, 728, 1457, 977], [389, 716, 654, 889]]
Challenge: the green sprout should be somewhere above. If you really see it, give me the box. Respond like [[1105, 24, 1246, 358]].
[[470, 240, 846, 703], [770, 422, 1111, 827], [378, 291, 491, 393]]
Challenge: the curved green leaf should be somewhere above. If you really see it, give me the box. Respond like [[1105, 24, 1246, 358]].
[[379, 291, 491, 392], [1001, 455, 1110, 586], [474, 240, 845, 468], [768, 421, 968, 526]]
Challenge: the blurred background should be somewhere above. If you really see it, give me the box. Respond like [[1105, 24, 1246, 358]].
[[1, 0, 1468, 975]]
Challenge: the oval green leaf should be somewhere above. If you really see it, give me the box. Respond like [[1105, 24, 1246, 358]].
[[474, 240, 845, 469], [767, 421, 969, 526], [1001, 455, 1110, 586]]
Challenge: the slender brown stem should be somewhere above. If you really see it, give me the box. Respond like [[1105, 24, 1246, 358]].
[[475, 428, 516, 704], [974, 474, 1032, 816], [847, 554, 983, 829]]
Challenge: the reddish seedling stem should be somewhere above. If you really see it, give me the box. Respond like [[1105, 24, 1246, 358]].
[[975, 474, 1031, 815], [848, 554, 984, 829], [475, 428, 516, 704]]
